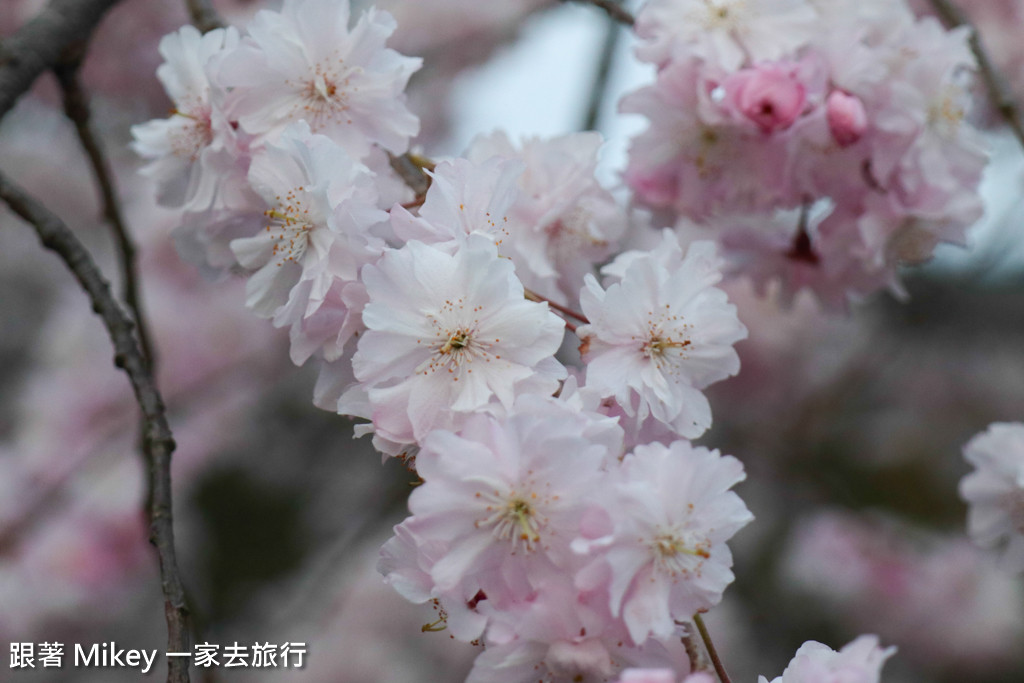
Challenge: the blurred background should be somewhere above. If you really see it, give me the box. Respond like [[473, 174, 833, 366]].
[[1, 0, 1023, 681]]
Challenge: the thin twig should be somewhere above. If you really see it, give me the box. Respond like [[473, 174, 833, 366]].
[[524, 288, 590, 324], [53, 55, 156, 368], [581, 3, 623, 131], [693, 612, 732, 683], [185, 0, 224, 33], [0, 0, 125, 119], [927, 0, 1024, 151], [560, 0, 636, 26], [0, 172, 191, 683]]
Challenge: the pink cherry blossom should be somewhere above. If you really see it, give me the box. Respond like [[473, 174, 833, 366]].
[[228, 123, 387, 365], [389, 156, 525, 248], [130, 24, 249, 211], [961, 422, 1024, 573], [723, 62, 807, 134], [575, 441, 753, 644], [577, 233, 746, 439], [758, 635, 895, 683], [464, 131, 629, 303], [350, 236, 566, 447], [826, 90, 869, 147], [216, 0, 421, 157], [635, 0, 818, 71]]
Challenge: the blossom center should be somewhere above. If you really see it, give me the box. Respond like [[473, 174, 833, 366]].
[[650, 529, 710, 578], [263, 186, 317, 265], [168, 110, 213, 161], [477, 490, 544, 553], [639, 305, 692, 371], [293, 58, 356, 131]]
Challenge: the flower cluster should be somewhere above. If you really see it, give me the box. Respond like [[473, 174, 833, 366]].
[[624, 0, 989, 307], [133, 1, 754, 679]]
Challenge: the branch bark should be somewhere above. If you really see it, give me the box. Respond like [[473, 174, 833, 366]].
[[560, 0, 636, 26], [54, 56, 156, 367], [0, 0, 125, 119], [927, 0, 1024, 151], [184, 0, 224, 33], [0, 172, 191, 683]]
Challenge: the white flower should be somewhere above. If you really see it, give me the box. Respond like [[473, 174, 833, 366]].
[[960, 422, 1024, 573], [131, 25, 246, 211], [574, 441, 753, 644], [229, 123, 387, 362], [465, 131, 628, 303], [758, 635, 895, 683], [635, 0, 818, 70], [390, 156, 525, 248], [577, 232, 746, 439], [350, 236, 566, 446], [217, 0, 421, 157]]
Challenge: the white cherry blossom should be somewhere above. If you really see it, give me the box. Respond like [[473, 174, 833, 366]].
[[217, 0, 421, 157], [961, 422, 1024, 573], [350, 236, 566, 446], [577, 232, 746, 439]]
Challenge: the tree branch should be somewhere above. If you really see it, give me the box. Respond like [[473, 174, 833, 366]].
[[53, 56, 156, 367], [0, 172, 191, 683], [0, 0, 125, 120], [184, 0, 224, 33], [693, 612, 732, 683], [560, 0, 636, 26], [927, 0, 1024, 151], [580, 4, 624, 131]]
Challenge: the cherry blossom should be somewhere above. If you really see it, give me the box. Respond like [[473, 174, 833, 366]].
[[758, 635, 896, 683], [350, 236, 566, 447], [577, 233, 746, 439], [228, 123, 387, 364], [216, 0, 421, 157], [635, 0, 818, 71], [130, 24, 248, 211], [574, 441, 753, 644], [465, 131, 629, 303], [961, 422, 1024, 573]]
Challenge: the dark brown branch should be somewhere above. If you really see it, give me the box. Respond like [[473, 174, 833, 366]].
[[927, 0, 1024, 151], [0, 0, 125, 119], [53, 57, 156, 368], [581, 4, 623, 131], [560, 0, 636, 26], [185, 0, 224, 33], [0, 172, 191, 683], [693, 613, 732, 683]]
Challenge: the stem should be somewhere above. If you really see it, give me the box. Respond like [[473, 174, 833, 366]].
[[185, 0, 224, 33], [54, 56, 156, 369], [693, 612, 732, 683], [560, 0, 636, 26], [581, 2, 624, 131], [524, 288, 590, 324], [927, 0, 1024, 152], [0, 172, 191, 683]]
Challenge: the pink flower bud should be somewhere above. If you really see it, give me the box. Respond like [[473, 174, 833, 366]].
[[724, 64, 806, 134], [826, 90, 868, 147]]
